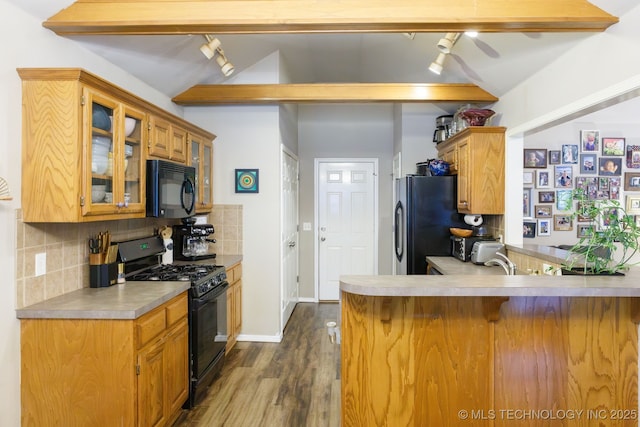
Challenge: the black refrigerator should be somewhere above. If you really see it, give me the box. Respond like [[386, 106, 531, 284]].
[[394, 175, 464, 274]]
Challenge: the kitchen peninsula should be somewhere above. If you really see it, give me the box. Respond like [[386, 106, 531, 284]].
[[340, 266, 640, 426]]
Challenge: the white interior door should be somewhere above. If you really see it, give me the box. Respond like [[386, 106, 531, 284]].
[[317, 160, 377, 301], [281, 148, 299, 330]]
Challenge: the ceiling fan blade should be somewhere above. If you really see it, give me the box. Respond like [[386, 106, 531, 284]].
[[450, 53, 484, 82], [471, 38, 500, 58]]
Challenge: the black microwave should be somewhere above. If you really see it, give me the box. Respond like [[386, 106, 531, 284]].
[[146, 159, 196, 219]]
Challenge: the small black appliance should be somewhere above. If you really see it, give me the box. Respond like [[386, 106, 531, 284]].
[[146, 159, 196, 219], [173, 217, 217, 261]]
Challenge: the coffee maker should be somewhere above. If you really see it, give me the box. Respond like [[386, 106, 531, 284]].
[[172, 217, 217, 261]]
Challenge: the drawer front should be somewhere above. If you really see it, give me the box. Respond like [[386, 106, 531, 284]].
[[166, 293, 188, 327], [137, 308, 166, 348]]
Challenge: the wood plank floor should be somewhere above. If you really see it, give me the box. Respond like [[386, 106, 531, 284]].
[[174, 302, 341, 427]]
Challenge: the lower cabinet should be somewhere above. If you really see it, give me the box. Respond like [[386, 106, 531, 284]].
[[20, 292, 188, 427], [226, 262, 243, 352]]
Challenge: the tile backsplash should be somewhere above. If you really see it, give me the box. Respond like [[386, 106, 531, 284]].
[[15, 204, 243, 308]]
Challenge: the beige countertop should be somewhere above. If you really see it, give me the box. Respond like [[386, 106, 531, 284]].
[[16, 281, 190, 320], [16, 255, 243, 320], [340, 271, 640, 297], [342, 245, 640, 297], [426, 256, 507, 275]]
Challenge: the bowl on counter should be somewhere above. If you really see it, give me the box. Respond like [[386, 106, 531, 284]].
[[450, 227, 473, 238]]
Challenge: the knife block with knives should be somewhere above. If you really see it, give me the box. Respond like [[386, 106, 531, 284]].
[[89, 231, 119, 288]]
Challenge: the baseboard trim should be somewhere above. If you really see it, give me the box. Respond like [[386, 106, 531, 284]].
[[237, 333, 283, 343], [297, 297, 317, 303]]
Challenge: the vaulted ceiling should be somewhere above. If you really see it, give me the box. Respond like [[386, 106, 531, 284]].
[[9, 0, 637, 112]]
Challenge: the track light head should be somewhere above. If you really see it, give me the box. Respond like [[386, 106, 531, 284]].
[[200, 35, 221, 59], [215, 48, 235, 77], [437, 32, 461, 54], [429, 53, 447, 75]]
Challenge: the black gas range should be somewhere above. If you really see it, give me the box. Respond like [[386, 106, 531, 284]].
[[128, 263, 227, 298], [119, 235, 229, 408]]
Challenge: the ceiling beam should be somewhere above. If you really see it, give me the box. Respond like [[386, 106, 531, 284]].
[[171, 83, 499, 105], [44, 0, 618, 35]]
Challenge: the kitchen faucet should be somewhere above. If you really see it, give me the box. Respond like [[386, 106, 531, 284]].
[[484, 252, 517, 275]]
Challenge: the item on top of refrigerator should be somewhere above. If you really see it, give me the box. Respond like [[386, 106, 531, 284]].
[[428, 159, 450, 176]]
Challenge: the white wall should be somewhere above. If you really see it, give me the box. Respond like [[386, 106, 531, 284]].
[[396, 104, 442, 177], [0, 1, 181, 425], [495, 4, 640, 245], [185, 52, 285, 340], [297, 104, 395, 299]]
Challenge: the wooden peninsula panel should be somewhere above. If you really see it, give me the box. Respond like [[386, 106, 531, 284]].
[[341, 293, 639, 426]]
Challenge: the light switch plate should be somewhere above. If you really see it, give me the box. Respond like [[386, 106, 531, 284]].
[[35, 253, 46, 276], [303, 222, 312, 231]]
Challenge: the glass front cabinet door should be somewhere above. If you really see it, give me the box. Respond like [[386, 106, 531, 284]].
[[190, 133, 214, 213], [83, 89, 145, 217]]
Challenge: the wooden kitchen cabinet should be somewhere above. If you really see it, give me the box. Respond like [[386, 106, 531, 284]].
[[437, 126, 505, 214], [149, 115, 188, 163], [226, 262, 243, 352], [20, 292, 189, 427], [189, 133, 215, 213], [18, 68, 215, 222]]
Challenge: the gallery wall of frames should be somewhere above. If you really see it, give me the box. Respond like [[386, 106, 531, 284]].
[[523, 123, 640, 244]]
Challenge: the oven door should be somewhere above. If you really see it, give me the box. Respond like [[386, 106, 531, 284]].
[[191, 282, 228, 380]]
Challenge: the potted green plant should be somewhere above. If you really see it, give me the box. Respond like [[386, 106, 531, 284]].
[[562, 189, 640, 275]]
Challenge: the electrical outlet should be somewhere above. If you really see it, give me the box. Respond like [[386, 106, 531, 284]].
[[35, 253, 46, 276]]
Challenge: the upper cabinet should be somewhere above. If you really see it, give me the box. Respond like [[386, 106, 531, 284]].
[[149, 115, 188, 163], [84, 89, 146, 218], [437, 127, 505, 215], [18, 68, 215, 222], [189, 133, 214, 213]]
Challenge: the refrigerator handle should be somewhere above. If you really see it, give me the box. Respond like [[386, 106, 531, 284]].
[[394, 201, 404, 262]]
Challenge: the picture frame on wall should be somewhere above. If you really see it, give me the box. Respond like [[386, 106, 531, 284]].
[[554, 165, 573, 188], [624, 172, 640, 191], [580, 130, 600, 152], [548, 150, 561, 165], [626, 145, 640, 169], [523, 171, 534, 185], [537, 219, 551, 236], [523, 188, 532, 218], [562, 144, 579, 164], [626, 195, 640, 215], [235, 169, 260, 193], [535, 205, 552, 218], [579, 153, 597, 174], [556, 190, 573, 211], [599, 207, 620, 229], [602, 137, 625, 156], [598, 157, 622, 176], [536, 170, 550, 188], [524, 149, 547, 168], [523, 221, 537, 238], [577, 224, 594, 238], [538, 191, 555, 203], [553, 214, 573, 231]]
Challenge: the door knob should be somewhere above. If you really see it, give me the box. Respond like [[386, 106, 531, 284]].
[[320, 237, 326, 242], [288, 241, 296, 247]]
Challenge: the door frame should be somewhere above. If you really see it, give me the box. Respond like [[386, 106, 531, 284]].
[[313, 158, 379, 301], [281, 145, 299, 332]]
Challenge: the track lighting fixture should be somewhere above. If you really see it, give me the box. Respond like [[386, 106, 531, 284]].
[[437, 32, 461, 54], [428, 52, 447, 75], [215, 48, 235, 77], [199, 34, 235, 77]]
